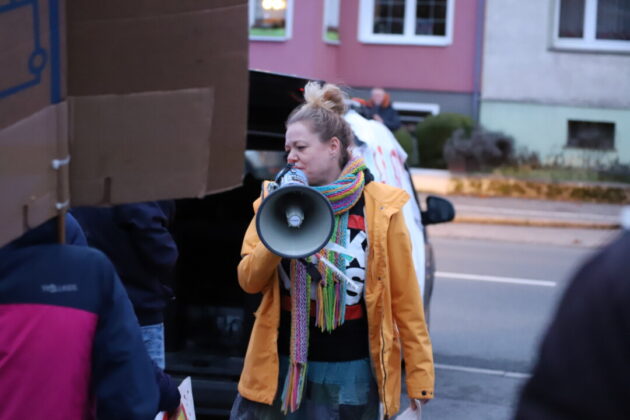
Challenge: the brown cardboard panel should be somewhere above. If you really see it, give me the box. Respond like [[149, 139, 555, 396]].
[[66, 0, 249, 197], [66, 1, 248, 95], [69, 88, 215, 206], [0, 103, 68, 247], [205, 61, 249, 194], [67, 0, 243, 21], [1, 0, 248, 245], [0, 0, 66, 129]]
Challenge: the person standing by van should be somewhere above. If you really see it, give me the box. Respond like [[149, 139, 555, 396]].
[[230, 82, 434, 419], [73, 200, 178, 369]]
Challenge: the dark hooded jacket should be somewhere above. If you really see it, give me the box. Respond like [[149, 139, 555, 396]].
[[72, 201, 178, 325], [0, 215, 160, 420]]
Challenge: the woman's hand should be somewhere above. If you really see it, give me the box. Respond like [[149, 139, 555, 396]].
[[409, 398, 429, 410]]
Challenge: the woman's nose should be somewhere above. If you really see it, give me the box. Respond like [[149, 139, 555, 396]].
[[287, 150, 298, 164]]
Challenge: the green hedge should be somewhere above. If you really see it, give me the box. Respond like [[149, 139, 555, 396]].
[[415, 113, 474, 168], [393, 128, 419, 166]]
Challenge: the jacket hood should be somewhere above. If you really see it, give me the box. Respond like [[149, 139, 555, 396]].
[[1, 214, 87, 251]]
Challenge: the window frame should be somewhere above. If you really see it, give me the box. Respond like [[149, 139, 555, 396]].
[[392, 101, 440, 127], [249, 0, 294, 42], [323, 0, 341, 45], [552, 0, 630, 53], [565, 119, 616, 151], [358, 0, 455, 46]]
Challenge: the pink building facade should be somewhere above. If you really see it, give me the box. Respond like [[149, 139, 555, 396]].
[[249, 0, 484, 120]]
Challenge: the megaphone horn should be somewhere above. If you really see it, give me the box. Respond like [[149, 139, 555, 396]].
[[256, 167, 334, 259]]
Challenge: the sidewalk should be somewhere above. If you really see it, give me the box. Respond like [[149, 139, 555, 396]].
[[418, 194, 627, 248], [438, 195, 625, 229], [411, 168, 630, 206]]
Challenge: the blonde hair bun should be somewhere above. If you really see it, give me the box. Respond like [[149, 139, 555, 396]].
[[303, 81, 347, 116]]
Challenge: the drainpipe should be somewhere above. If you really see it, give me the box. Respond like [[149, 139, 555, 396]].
[[472, 0, 486, 124]]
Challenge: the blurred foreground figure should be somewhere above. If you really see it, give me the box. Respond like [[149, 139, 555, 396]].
[[0, 215, 160, 420], [515, 229, 630, 420]]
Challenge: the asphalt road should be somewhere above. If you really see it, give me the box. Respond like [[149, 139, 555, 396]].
[[412, 236, 599, 420]]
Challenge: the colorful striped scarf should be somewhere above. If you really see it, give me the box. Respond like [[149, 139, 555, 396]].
[[281, 156, 367, 414]]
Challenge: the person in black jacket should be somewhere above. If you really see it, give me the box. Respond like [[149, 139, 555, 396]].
[[73, 201, 178, 370], [362, 87, 402, 132], [515, 227, 630, 420]]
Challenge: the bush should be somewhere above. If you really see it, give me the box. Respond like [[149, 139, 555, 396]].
[[393, 127, 419, 166], [415, 113, 474, 168], [444, 127, 514, 172]]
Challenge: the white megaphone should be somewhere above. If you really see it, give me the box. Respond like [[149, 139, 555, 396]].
[[256, 166, 334, 259]]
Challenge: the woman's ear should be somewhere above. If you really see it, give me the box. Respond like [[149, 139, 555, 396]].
[[329, 136, 341, 155]]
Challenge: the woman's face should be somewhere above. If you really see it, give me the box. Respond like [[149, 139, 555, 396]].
[[285, 121, 342, 186]]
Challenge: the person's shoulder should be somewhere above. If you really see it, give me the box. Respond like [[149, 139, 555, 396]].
[[365, 182, 409, 210], [50, 245, 118, 279], [599, 231, 630, 281], [572, 231, 630, 302], [589, 231, 630, 272]]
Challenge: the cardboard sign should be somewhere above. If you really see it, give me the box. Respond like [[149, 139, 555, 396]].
[[0, 0, 248, 247]]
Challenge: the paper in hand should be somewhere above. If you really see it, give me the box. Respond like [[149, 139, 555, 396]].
[[154, 376, 196, 420], [396, 401, 422, 420]]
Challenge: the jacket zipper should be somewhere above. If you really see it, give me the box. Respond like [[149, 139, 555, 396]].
[[366, 199, 389, 418], [380, 315, 388, 418]]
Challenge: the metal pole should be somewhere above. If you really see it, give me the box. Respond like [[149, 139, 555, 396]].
[[57, 209, 66, 244]]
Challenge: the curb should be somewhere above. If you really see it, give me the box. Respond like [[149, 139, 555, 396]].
[[411, 169, 630, 205], [452, 216, 621, 230]]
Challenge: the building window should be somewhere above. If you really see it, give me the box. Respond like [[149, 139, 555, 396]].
[[358, 0, 455, 46], [554, 0, 630, 52], [323, 0, 341, 43], [393, 101, 440, 129], [249, 0, 293, 41], [567, 120, 615, 150]]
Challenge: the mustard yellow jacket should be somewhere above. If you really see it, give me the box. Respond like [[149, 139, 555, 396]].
[[237, 181, 435, 417]]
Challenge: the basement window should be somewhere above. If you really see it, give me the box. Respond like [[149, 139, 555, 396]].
[[567, 120, 615, 150]]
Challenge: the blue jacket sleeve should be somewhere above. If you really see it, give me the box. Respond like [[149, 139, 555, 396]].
[[153, 360, 182, 413], [92, 264, 160, 420], [113, 202, 178, 275]]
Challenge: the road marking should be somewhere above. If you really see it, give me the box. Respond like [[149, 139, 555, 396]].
[[435, 363, 531, 379], [455, 204, 619, 222], [436, 271, 556, 287]]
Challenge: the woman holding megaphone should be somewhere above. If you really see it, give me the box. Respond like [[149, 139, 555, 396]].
[[230, 82, 434, 420]]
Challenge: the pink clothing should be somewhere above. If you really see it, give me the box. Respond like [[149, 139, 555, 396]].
[[0, 304, 98, 420]]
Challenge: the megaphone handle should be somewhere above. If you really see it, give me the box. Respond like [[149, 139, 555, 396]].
[[275, 164, 294, 183], [298, 258, 322, 283]]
